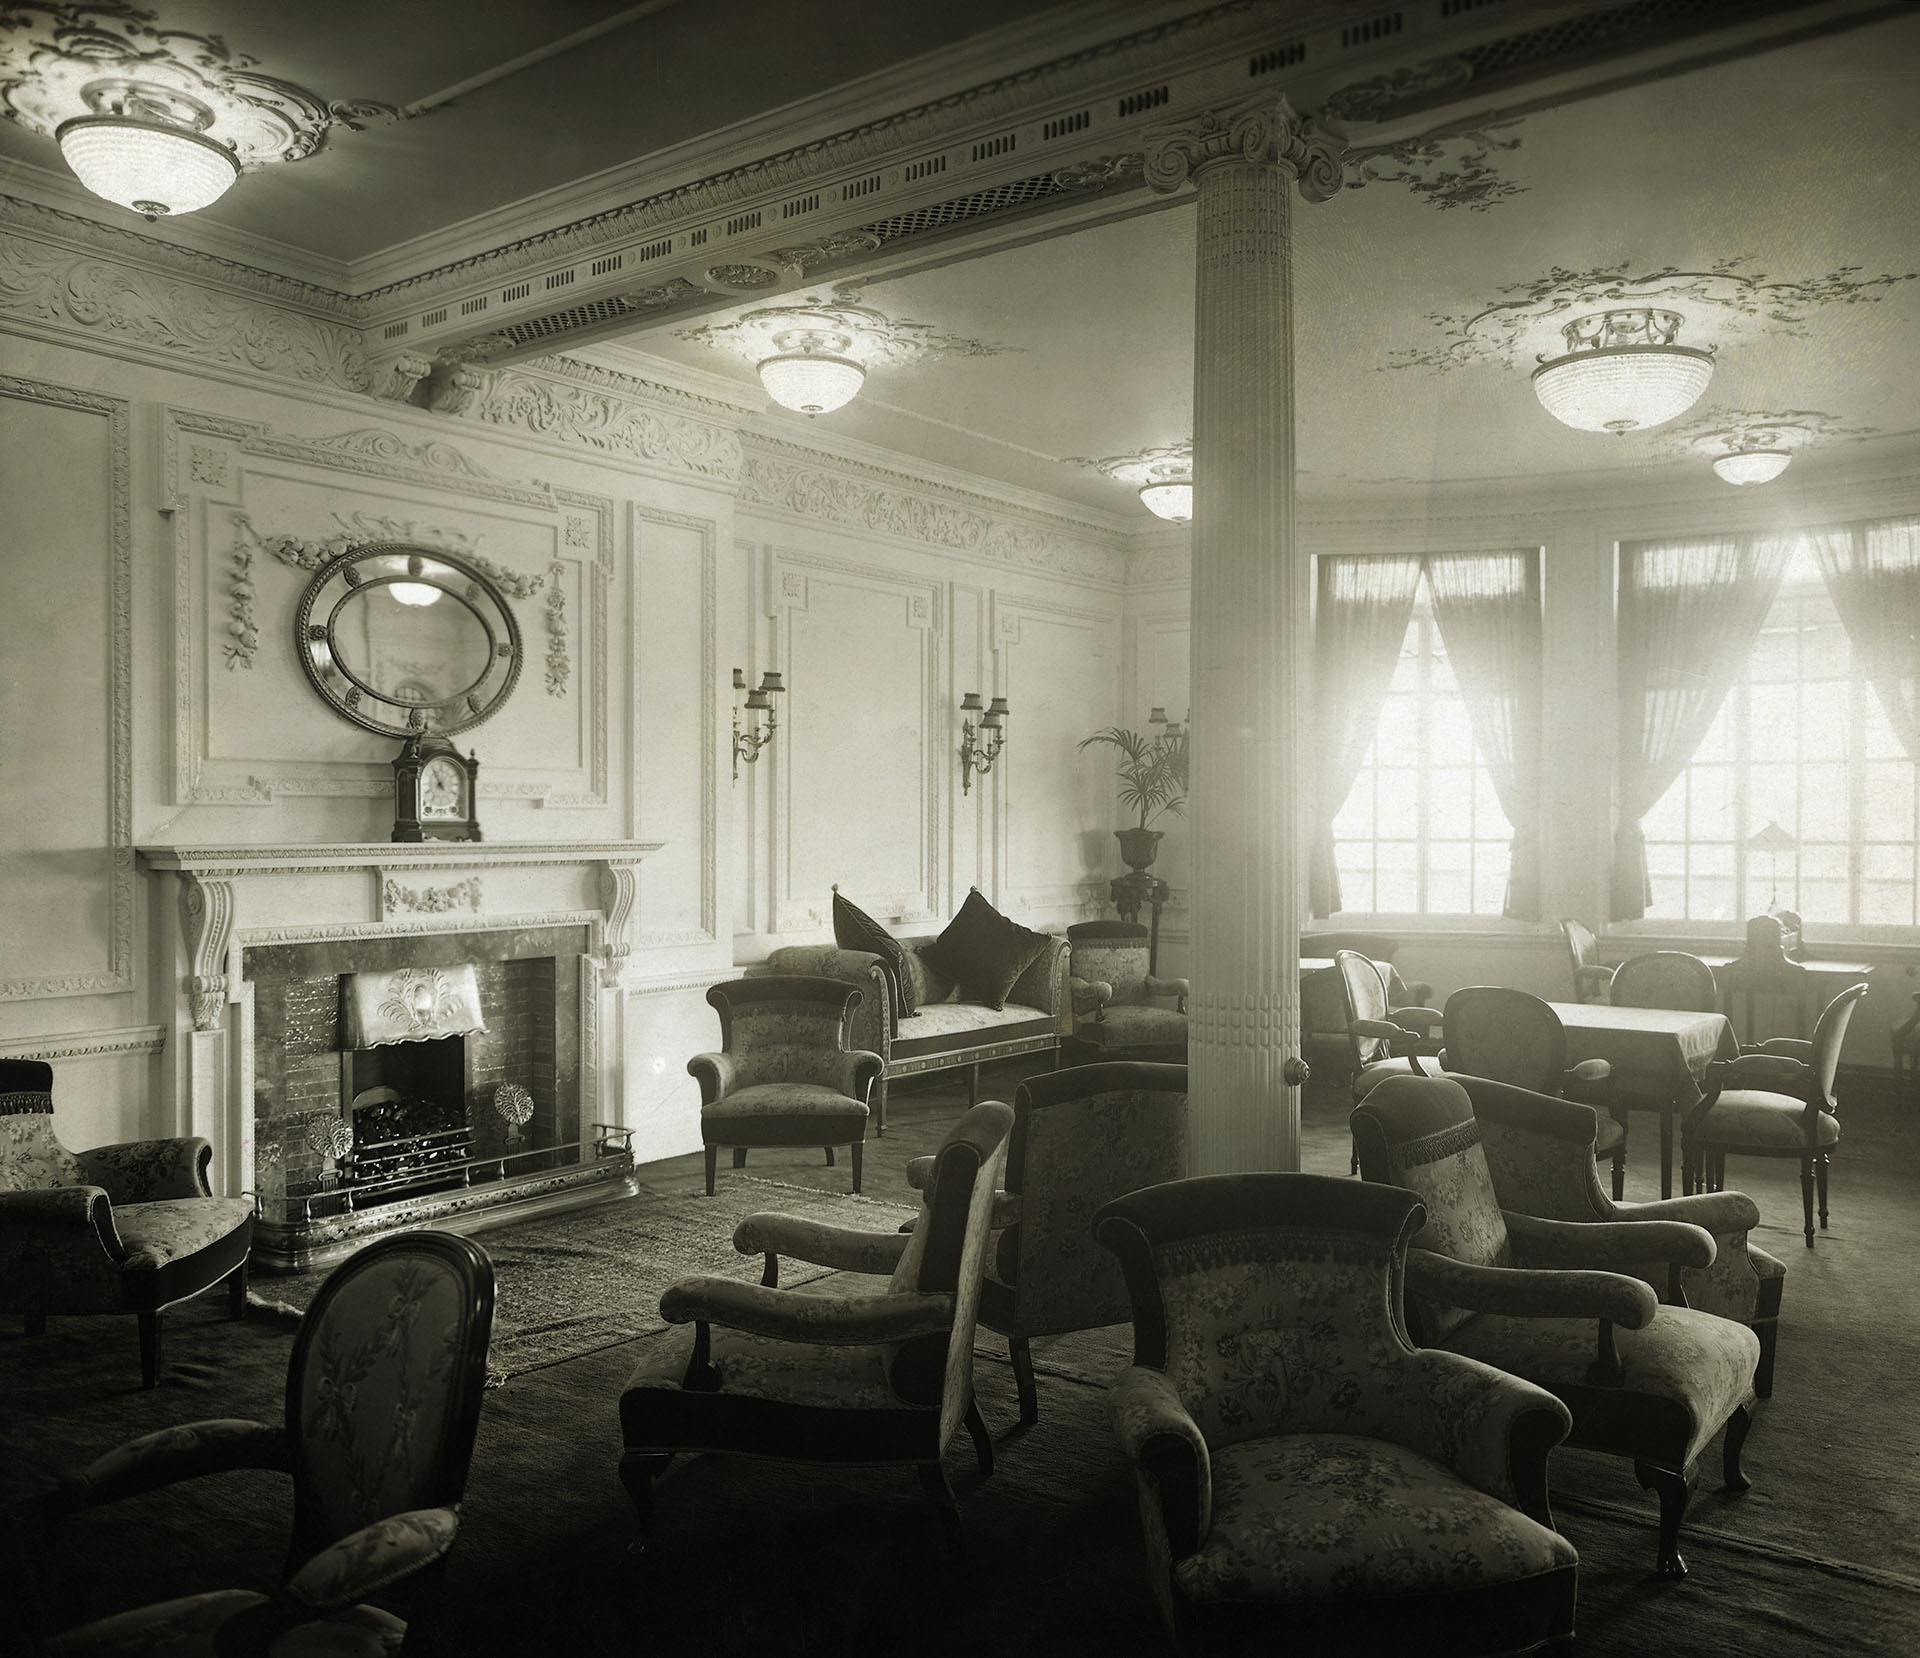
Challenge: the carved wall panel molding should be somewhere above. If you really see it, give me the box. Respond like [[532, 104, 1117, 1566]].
[[0, 224, 369, 389], [379, 876, 482, 917], [0, 374, 132, 1002], [0, 1024, 165, 1060], [461, 362, 745, 481], [164, 407, 610, 810], [739, 437, 1123, 586]]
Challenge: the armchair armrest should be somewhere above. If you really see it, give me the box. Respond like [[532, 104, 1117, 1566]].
[[76, 1137, 212, 1203], [1144, 974, 1189, 1012], [903, 1158, 1019, 1225], [1615, 1191, 1761, 1236], [1709, 1052, 1810, 1093], [52, 1419, 289, 1516], [1069, 976, 1114, 1017], [1385, 1350, 1572, 1522], [1747, 1036, 1813, 1061], [732, 1212, 908, 1278], [210, 1507, 460, 1658], [1563, 1058, 1612, 1096], [1387, 1005, 1445, 1034], [660, 1276, 954, 1344], [685, 1051, 737, 1104], [1407, 1248, 1658, 1329], [0, 1184, 122, 1246], [1505, 1211, 1716, 1272], [1108, 1365, 1210, 1560]]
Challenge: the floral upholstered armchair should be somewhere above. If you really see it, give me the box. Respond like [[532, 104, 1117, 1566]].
[[0, 1058, 255, 1388], [1096, 1172, 1579, 1656], [1459, 1071, 1786, 1398], [30, 1231, 495, 1657], [1352, 1073, 1761, 1577], [1066, 922, 1187, 1061], [619, 1099, 1014, 1537]]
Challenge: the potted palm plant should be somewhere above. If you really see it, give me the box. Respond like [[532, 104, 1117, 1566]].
[[1079, 721, 1189, 872]]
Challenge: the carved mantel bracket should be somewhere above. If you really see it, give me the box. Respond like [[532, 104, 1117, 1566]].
[[179, 874, 235, 1033], [598, 859, 643, 980], [1143, 95, 1346, 203]]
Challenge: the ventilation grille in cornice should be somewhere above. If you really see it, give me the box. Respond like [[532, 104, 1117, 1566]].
[[854, 171, 1070, 244], [490, 294, 642, 347], [1461, 0, 1793, 83]]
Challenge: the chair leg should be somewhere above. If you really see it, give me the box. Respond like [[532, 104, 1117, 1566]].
[[967, 1064, 980, 1107], [1815, 1153, 1830, 1232], [138, 1308, 162, 1389], [228, 1257, 249, 1320], [1010, 1334, 1038, 1428], [1723, 1405, 1754, 1492], [1633, 1460, 1693, 1577], [1799, 1158, 1816, 1247], [704, 1146, 717, 1197], [963, 1394, 994, 1476], [732, 1147, 748, 1169], [1754, 1319, 1779, 1400], [618, 1450, 670, 1544], [875, 1077, 889, 1137], [850, 1140, 863, 1195], [1611, 1146, 1626, 1203]]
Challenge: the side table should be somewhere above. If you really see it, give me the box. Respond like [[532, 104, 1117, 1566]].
[[1110, 871, 1171, 975]]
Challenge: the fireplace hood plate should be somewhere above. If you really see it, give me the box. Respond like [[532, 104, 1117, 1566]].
[[346, 964, 487, 1048]]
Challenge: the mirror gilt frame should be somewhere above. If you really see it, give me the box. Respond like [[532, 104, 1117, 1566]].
[[296, 542, 524, 737]]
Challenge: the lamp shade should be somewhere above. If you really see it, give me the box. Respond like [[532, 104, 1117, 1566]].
[[388, 582, 442, 607], [1713, 449, 1792, 486], [1138, 481, 1193, 522], [1531, 308, 1714, 434], [56, 115, 240, 218], [758, 352, 865, 415]]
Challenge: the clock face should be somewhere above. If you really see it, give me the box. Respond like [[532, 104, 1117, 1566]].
[[420, 756, 465, 818]]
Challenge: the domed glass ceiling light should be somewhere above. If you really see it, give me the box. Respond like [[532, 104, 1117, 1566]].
[[55, 85, 240, 221], [1712, 448, 1792, 486], [758, 326, 866, 415], [1138, 458, 1194, 522], [1532, 308, 1715, 435]]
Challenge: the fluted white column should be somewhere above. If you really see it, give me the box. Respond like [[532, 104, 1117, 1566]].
[[1145, 98, 1344, 1174]]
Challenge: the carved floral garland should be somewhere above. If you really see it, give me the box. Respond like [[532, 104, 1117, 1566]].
[[223, 515, 570, 696]]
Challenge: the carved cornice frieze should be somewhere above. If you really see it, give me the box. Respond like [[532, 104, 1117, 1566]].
[[1144, 95, 1346, 204], [0, 222, 370, 389], [740, 435, 1125, 584], [380, 876, 482, 916], [0, 1024, 165, 1060]]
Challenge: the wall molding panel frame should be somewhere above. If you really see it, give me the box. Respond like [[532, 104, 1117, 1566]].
[[0, 1024, 165, 1061], [0, 374, 134, 1002]]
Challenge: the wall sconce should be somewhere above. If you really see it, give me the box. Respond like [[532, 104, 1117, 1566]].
[[958, 692, 1009, 794], [731, 666, 784, 782]]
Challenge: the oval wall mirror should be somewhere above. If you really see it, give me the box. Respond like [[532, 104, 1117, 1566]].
[[296, 543, 523, 737]]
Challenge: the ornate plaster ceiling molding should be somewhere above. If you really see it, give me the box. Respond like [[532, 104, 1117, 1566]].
[[1074, 442, 1194, 490], [1389, 257, 1920, 373], [1346, 120, 1525, 212], [0, 2, 400, 167], [1323, 58, 1474, 125], [1650, 406, 1882, 461], [677, 293, 1015, 372]]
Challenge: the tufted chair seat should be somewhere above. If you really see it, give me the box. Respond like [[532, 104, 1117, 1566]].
[[1097, 1172, 1578, 1657], [1352, 1074, 1760, 1577], [0, 1059, 255, 1388]]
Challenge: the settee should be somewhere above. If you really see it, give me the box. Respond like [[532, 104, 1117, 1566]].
[[757, 932, 1067, 1133]]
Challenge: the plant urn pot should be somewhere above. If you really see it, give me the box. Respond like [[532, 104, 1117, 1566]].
[[1115, 827, 1164, 873]]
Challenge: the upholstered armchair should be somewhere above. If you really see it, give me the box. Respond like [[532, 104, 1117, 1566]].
[[1684, 981, 1868, 1248], [1560, 919, 1614, 1004], [1609, 951, 1719, 1014], [618, 1099, 1014, 1536], [1066, 922, 1187, 1062], [908, 1061, 1188, 1427], [1096, 1172, 1579, 1656], [1352, 1074, 1761, 1577], [28, 1231, 495, 1657], [1459, 1071, 1786, 1398], [688, 976, 883, 1196], [1300, 930, 1435, 1005], [0, 1059, 255, 1388]]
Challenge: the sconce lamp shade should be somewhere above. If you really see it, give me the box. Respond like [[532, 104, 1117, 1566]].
[[1531, 309, 1714, 434], [1747, 820, 1797, 857], [1713, 449, 1792, 486], [758, 352, 865, 415], [1138, 481, 1193, 522], [56, 115, 240, 219]]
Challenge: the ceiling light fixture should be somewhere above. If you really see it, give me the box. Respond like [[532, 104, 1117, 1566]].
[[53, 86, 239, 220], [757, 327, 866, 416], [1712, 448, 1792, 486], [1532, 308, 1715, 435], [1138, 458, 1194, 522]]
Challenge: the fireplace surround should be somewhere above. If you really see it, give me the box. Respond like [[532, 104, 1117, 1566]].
[[138, 841, 660, 1269]]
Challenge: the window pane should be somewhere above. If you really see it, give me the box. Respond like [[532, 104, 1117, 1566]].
[[1749, 686, 1799, 758], [1862, 881, 1915, 925], [1375, 773, 1420, 838], [1643, 781, 1687, 841], [1374, 843, 1418, 913], [1429, 769, 1474, 837], [1800, 763, 1849, 839]]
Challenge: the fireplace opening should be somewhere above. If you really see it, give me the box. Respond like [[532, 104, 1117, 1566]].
[[345, 1029, 472, 1201]]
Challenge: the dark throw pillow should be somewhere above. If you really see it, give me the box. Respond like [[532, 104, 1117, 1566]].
[[832, 887, 917, 1018], [924, 889, 1050, 1011]]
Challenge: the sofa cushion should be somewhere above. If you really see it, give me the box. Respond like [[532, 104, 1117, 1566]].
[[924, 891, 1051, 1011], [113, 1197, 257, 1272], [891, 1004, 1057, 1062], [832, 889, 917, 1018]]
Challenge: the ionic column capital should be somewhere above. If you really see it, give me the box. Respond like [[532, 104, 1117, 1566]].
[[1144, 95, 1345, 203]]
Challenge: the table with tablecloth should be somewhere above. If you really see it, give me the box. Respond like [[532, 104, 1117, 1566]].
[[1546, 1001, 1738, 1197]]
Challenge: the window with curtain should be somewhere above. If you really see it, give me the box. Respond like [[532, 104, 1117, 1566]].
[[1641, 524, 1920, 926], [1330, 570, 1518, 916]]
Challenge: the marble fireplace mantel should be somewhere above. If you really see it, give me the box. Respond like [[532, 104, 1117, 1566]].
[[137, 840, 662, 1198]]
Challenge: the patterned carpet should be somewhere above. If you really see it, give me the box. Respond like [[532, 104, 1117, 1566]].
[[249, 1176, 917, 1378]]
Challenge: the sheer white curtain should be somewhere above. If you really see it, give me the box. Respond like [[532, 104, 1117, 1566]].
[[1810, 517, 1920, 758], [1612, 532, 1798, 920], [1310, 554, 1424, 917], [1426, 549, 1543, 920]]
